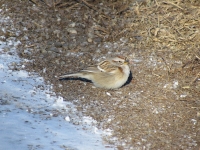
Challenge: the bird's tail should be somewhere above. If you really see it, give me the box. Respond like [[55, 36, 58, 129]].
[[59, 73, 82, 79]]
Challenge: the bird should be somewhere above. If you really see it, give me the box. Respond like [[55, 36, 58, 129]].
[[59, 56, 130, 89]]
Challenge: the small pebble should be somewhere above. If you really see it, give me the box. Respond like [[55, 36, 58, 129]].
[[69, 22, 76, 28], [87, 38, 92, 43], [197, 112, 200, 119], [48, 47, 59, 53], [67, 28, 77, 34], [93, 37, 102, 43], [63, 43, 68, 50], [41, 49, 47, 54], [106, 92, 111, 96], [54, 42, 62, 48]]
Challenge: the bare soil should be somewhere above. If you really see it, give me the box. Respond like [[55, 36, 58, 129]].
[[1, 0, 200, 149]]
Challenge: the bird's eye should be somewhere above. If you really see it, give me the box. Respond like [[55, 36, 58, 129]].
[[118, 61, 121, 63]]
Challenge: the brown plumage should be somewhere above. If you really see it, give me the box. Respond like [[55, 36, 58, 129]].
[[59, 56, 130, 89]]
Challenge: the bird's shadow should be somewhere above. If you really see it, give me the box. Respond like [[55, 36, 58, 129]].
[[123, 71, 133, 87], [59, 77, 92, 83]]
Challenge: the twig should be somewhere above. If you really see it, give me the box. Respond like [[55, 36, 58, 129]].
[[159, 56, 171, 71], [182, 54, 200, 68], [33, 21, 43, 28], [55, 0, 62, 6], [192, 72, 200, 83], [116, 4, 129, 14], [65, 3, 80, 10], [162, 1, 183, 10], [41, 0, 52, 7], [94, 26, 109, 34], [152, 71, 162, 78], [58, 2, 75, 8], [182, 60, 192, 68], [99, 14, 111, 20], [29, 0, 39, 5], [78, 0, 98, 11], [195, 54, 200, 60], [94, 32, 105, 39]]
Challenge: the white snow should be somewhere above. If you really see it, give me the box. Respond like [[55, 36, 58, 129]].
[[0, 40, 113, 150]]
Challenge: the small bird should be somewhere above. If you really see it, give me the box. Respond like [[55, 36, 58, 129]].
[[59, 56, 130, 89]]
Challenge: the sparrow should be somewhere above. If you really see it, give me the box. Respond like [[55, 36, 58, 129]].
[[59, 56, 130, 89]]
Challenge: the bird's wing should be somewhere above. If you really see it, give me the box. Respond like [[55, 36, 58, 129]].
[[98, 60, 118, 73], [81, 65, 101, 73], [81, 60, 118, 74]]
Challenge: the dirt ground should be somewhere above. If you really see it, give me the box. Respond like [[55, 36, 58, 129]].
[[1, 0, 200, 149]]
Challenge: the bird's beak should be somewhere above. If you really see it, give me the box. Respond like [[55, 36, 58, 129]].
[[124, 60, 129, 65], [124, 57, 129, 65]]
